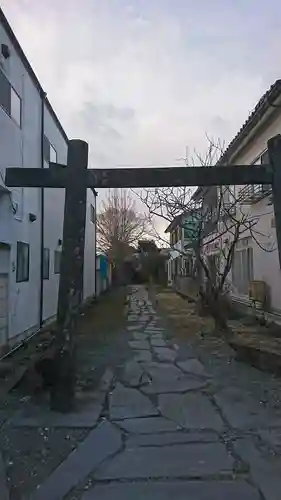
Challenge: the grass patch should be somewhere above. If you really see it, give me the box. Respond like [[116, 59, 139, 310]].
[[155, 287, 213, 340]]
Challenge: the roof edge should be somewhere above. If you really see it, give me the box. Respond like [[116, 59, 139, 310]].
[[218, 79, 281, 165]]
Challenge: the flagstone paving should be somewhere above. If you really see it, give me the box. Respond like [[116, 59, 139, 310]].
[[4, 284, 281, 499]]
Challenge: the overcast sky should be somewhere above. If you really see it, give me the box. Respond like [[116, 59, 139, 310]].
[[2, 0, 281, 237], [2, 0, 281, 166]]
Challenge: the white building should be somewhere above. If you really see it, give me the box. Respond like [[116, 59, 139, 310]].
[[0, 9, 97, 351], [200, 79, 281, 317], [165, 213, 196, 285]]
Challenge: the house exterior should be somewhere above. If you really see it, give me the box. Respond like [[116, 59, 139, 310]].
[[199, 79, 281, 317], [165, 212, 199, 285], [0, 8, 97, 350]]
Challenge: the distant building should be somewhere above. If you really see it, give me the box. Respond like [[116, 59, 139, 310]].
[[165, 212, 200, 285]]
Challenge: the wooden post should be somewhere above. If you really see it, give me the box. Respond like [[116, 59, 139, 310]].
[[50, 139, 88, 412], [267, 135, 281, 269]]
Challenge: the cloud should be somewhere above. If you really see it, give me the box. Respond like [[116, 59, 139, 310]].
[[2, 0, 281, 212]]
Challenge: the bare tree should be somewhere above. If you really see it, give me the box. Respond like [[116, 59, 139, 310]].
[[97, 189, 151, 263], [135, 136, 274, 333]]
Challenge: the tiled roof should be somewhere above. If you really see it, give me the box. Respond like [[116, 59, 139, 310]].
[[192, 79, 281, 200], [218, 79, 281, 165]]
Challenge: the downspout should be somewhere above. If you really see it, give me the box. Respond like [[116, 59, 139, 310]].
[[39, 91, 47, 327]]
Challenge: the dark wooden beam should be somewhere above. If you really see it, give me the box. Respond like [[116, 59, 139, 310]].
[[50, 140, 88, 413], [6, 164, 273, 189], [87, 165, 272, 188], [268, 135, 281, 269], [5, 165, 67, 188]]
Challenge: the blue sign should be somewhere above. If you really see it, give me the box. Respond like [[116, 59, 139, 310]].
[[99, 254, 108, 280]]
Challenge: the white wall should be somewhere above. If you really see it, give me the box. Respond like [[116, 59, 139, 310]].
[[0, 17, 97, 345], [229, 111, 281, 312], [0, 20, 42, 339], [83, 189, 96, 300], [42, 104, 67, 321]]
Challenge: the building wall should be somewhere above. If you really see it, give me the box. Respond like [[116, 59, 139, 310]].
[[0, 16, 97, 346], [83, 190, 96, 300], [0, 19, 42, 340], [42, 104, 67, 321], [229, 112, 281, 313]]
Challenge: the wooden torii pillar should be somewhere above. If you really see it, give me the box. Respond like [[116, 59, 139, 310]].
[[5, 135, 281, 412]]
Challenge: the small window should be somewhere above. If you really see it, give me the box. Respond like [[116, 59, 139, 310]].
[[43, 136, 57, 164], [16, 242, 29, 282], [50, 143, 57, 163], [10, 87, 21, 126], [54, 250, 61, 274], [43, 248, 50, 280], [43, 135, 50, 162], [90, 204, 95, 223], [0, 67, 10, 114]]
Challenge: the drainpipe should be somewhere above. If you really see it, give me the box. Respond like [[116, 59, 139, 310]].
[[39, 91, 47, 327]]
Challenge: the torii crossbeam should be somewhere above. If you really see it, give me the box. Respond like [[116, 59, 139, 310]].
[[5, 135, 281, 412]]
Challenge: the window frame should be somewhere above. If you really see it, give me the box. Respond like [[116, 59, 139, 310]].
[[43, 135, 57, 164], [16, 241, 30, 283], [0, 66, 10, 116], [0, 68, 22, 127], [10, 86, 21, 127], [232, 240, 253, 295], [50, 142, 57, 163]]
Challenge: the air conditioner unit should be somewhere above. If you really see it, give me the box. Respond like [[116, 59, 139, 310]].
[[248, 280, 268, 308]]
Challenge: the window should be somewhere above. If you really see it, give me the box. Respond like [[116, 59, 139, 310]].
[[11, 87, 21, 126], [43, 135, 50, 162], [90, 204, 95, 223], [248, 150, 271, 196], [50, 143, 57, 163], [54, 250, 61, 274], [232, 239, 253, 294], [16, 242, 30, 282], [43, 248, 50, 280], [43, 135, 57, 163], [0, 67, 10, 114], [0, 68, 22, 127]]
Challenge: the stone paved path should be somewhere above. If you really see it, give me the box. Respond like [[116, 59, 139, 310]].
[[32, 285, 281, 500]]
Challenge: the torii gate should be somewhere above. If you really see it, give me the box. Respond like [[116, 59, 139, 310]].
[[5, 135, 281, 412]]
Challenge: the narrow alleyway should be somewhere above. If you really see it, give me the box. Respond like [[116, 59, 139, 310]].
[[3, 285, 281, 499]]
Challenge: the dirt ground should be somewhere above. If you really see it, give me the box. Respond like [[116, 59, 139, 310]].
[[154, 287, 214, 340], [0, 287, 129, 500]]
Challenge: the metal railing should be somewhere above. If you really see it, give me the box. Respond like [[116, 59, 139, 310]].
[[238, 184, 272, 204]]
